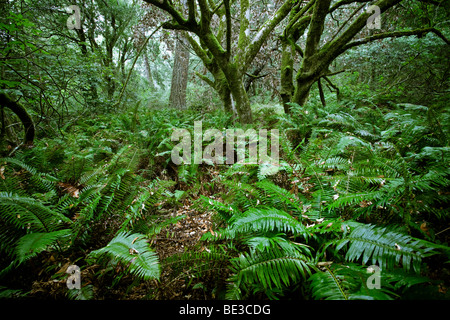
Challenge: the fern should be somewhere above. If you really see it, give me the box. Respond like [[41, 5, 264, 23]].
[[309, 265, 350, 300], [308, 264, 396, 300], [255, 180, 303, 215], [0, 192, 71, 233], [15, 229, 71, 264], [0, 157, 58, 194], [88, 232, 160, 281], [329, 224, 439, 273], [66, 285, 94, 300], [213, 207, 308, 240], [227, 246, 314, 299], [0, 228, 72, 278], [163, 247, 231, 279], [196, 195, 235, 222], [309, 261, 436, 300]]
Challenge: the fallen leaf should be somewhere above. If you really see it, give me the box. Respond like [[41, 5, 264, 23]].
[[129, 248, 139, 255], [359, 200, 373, 207], [317, 261, 333, 267]]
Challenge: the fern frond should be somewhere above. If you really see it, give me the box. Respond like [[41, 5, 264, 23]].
[[15, 229, 71, 263], [0, 192, 71, 232], [216, 207, 308, 240], [196, 195, 235, 222], [255, 180, 303, 214], [309, 265, 349, 300], [0, 157, 58, 193], [0, 229, 72, 278], [66, 285, 94, 300], [330, 224, 438, 273], [227, 246, 314, 298], [163, 247, 231, 278], [88, 232, 160, 281], [309, 263, 396, 300], [244, 234, 312, 257]]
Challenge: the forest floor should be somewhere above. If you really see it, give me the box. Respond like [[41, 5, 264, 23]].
[[1, 101, 449, 301]]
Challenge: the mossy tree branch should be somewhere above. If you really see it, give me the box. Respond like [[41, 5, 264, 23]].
[[143, 0, 294, 123], [341, 27, 450, 53], [0, 93, 35, 145]]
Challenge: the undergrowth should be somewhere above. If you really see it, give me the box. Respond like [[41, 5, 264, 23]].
[[0, 98, 449, 300]]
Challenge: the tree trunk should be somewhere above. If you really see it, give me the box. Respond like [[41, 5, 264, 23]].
[[293, 73, 319, 107], [169, 32, 190, 109], [216, 76, 232, 114], [144, 49, 156, 91], [280, 41, 295, 113], [226, 65, 252, 124]]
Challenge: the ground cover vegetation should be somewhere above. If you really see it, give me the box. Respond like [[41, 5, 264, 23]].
[[0, 0, 449, 301]]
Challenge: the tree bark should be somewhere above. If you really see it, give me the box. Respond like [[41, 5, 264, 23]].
[[169, 32, 190, 109], [142, 0, 294, 124], [0, 93, 35, 145], [280, 41, 295, 113], [283, 0, 409, 110], [144, 48, 156, 91]]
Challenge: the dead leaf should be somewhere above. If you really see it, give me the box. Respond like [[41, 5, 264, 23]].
[[317, 261, 333, 267], [129, 248, 139, 255], [58, 182, 80, 198], [359, 200, 373, 207], [420, 221, 430, 236], [0, 166, 5, 179]]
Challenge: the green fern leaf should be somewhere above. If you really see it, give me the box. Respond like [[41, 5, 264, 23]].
[[88, 232, 160, 281], [331, 224, 437, 273], [227, 246, 313, 298], [0, 192, 71, 232], [309, 265, 349, 300], [309, 263, 396, 300], [15, 229, 71, 263], [0, 157, 58, 193], [255, 180, 303, 214], [217, 207, 308, 240], [66, 285, 94, 300]]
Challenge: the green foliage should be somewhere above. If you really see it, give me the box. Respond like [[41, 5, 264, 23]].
[[308, 264, 395, 300], [212, 207, 308, 240], [329, 224, 439, 273], [0, 192, 70, 233], [15, 229, 71, 264], [227, 246, 314, 299], [88, 232, 160, 281], [0, 82, 448, 300]]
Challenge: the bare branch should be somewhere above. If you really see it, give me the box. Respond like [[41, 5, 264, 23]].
[[342, 27, 450, 53], [329, 0, 372, 13], [224, 0, 231, 61]]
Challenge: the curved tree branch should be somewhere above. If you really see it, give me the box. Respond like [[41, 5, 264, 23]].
[[341, 27, 450, 53], [0, 93, 35, 145]]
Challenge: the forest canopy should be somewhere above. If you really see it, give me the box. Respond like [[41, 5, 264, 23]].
[[0, 0, 449, 304]]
